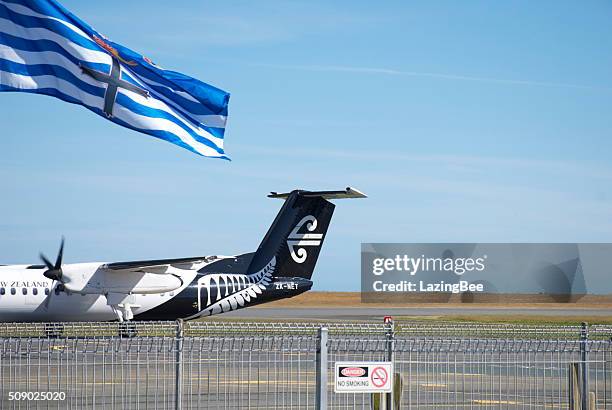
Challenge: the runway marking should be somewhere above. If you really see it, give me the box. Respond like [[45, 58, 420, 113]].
[[473, 399, 520, 405], [184, 358, 224, 362], [420, 383, 446, 388], [441, 372, 484, 377]]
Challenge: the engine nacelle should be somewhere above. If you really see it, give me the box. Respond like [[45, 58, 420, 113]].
[[60, 263, 183, 294]]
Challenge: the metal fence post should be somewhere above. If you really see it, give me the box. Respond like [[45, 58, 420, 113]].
[[316, 326, 329, 410], [175, 319, 184, 410], [580, 322, 589, 410], [569, 362, 580, 410], [385, 319, 395, 410]]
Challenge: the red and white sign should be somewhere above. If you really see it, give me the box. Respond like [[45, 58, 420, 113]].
[[341, 367, 367, 377], [334, 362, 393, 393], [370, 366, 388, 388]]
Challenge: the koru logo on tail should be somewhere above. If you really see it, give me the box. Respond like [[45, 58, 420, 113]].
[[287, 215, 323, 263]]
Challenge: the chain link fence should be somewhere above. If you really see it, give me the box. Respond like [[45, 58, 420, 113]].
[[1, 321, 611, 409]]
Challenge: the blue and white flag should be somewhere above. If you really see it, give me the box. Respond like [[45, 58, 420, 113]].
[[0, 0, 230, 158]]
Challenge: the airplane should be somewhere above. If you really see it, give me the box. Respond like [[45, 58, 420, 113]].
[[0, 188, 365, 323]]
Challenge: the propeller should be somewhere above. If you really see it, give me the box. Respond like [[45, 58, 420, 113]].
[[40, 237, 64, 281], [40, 237, 65, 309]]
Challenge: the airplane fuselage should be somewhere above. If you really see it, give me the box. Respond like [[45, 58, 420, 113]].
[[0, 254, 312, 322]]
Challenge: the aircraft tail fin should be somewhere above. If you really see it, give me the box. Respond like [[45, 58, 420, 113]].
[[247, 187, 366, 280]]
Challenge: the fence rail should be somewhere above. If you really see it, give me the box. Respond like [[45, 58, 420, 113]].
[[0, 321, 610, 409]]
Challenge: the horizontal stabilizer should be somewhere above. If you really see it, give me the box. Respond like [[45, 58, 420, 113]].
[[268, 187, 366, 200]]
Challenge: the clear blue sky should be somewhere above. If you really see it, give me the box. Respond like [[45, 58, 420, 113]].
[[1, 0, 611, 290]]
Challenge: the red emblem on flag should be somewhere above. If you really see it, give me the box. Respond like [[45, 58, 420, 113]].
[[93, 35, 137, 66]]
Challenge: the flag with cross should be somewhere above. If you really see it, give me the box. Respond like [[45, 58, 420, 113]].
[[0, 0, 230, 158]]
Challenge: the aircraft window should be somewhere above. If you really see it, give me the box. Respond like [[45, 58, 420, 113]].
[[169, 292, 175, 296], [54, 287, 61, 296], [33, 288, 38, 296], [22, 288, 27, 295], [10, 288, 16, 295], [45, 288, 50, 295], [0, 288, 4, 295]]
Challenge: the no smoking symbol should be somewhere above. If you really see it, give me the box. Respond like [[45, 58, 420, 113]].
[[370, 366, 388, 388]]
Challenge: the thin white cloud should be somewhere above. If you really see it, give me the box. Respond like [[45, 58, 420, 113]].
[[250, 63, 611, 92], [234, 144, 612, 181]]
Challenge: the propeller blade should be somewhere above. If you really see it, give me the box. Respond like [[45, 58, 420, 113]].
[[40, 253, 54, 270], [55, 237, 64, 269], [43, 281, 55, 309], [40, 237, 65, 282]]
